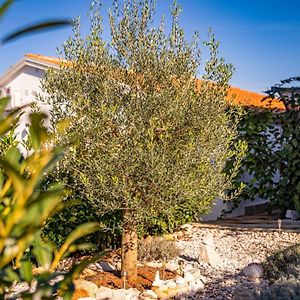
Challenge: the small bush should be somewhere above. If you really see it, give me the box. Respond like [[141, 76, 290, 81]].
[[253, 244, 300, 300], [138, 237, 180, 263], [262, 244, 300, 283], [253, 278, 300, 300]]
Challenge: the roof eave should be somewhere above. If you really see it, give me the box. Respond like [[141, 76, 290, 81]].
[[0, 57, 59, 87]]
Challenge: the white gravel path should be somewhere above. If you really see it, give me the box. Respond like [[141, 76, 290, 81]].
[[175, 225, 300, 299]]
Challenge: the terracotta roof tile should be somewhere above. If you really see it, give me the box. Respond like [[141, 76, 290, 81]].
[[228, 86, 284, 110], [25, 53, 284, 110]]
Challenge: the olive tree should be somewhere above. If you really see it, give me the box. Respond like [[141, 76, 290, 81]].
[[43, 0, 243, 281]]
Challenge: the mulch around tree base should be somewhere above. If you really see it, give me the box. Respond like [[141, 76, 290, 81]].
[[84, 266, 176, 291]]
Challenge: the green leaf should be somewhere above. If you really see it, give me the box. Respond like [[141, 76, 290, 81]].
[[32, 234, 54, 269], [4, 146, 22, 171], [19, 260, 33, 283], [50, 222, 100, 271], [0, 110, 19, 136], [28, 112, 48, 150], [1, 266, 19, 282], [0, 0, 13, 22], [1, 19, 72, 44], [292, 139, 298, 148], [14, 188, 63, 234], [57, 252, 107, 300]]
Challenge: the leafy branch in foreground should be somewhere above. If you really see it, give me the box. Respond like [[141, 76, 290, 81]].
[[0, 0, 72, 45], [0, 99, 102, 299]]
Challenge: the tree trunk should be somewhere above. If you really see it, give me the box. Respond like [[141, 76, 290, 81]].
[[121, 210, 138, 283]]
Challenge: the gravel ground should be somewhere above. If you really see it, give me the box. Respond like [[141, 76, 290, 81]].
[[7, 225, 300, 300], [175, 225, 300, 299]]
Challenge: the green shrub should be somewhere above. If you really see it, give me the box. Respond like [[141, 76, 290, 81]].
[[138, 237, 180, 263], [262, 244, 300, 283], [252, 244, 300, 300]]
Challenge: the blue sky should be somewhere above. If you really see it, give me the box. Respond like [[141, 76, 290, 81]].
[[0, 0, 299, 93]]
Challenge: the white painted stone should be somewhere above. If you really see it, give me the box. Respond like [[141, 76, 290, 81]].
[[202, 233, 215, 247], [95, 286, 114, 300], [139, 289, 158, 299], [152, 271, 163, 287], [183, 270, 194, 282], [174, 276, 185, 285], [165, 280, 177, 288], [198, 238, 221, 267], [165, 261, 178, 272], [145, 261, 163, 269], [188, 279, 204, 293]]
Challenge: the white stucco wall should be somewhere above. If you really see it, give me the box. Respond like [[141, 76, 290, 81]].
[[3, 65, 46, 108], [1, 65, 51, 148]]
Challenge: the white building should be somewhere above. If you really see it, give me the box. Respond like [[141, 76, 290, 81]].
[[0, 53, 285, 220], [0, 53, 60, 140]]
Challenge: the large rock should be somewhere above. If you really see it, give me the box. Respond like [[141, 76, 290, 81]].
[[243, 262, 263, 281], [95, 286, 114, 300], [198, 234, 221, 266], [286, 209, 299, 220]]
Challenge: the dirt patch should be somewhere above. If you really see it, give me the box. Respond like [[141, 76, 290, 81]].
[[84, 266, 176, 291]]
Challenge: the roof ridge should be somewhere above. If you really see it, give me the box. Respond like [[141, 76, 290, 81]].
[[3, 54, 285, 110]]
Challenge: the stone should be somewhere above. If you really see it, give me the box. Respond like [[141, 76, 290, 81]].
[[286, 209, 299, 220], [145, 261, 163, 269], [183, 270, 194, 282], [173, 231, 184, 239], [198, 235, 221, 267], [243, 263, 263, 281], [174, 284, 190, 299], [139, 289, 158, 299], [233, 286, 255, 300], [111, 288, 139, 300], [152, 286, 181, 300], [125, 288, 140, 298], [152, 271, 163, 287], [165, 280, 177, 288], [188, 279, 204, 294], [74, 280, 98, 298], [98, 261, 116, 272], [165, 261, 178, 272], [95, 286, 114, 300], [189, 268, 202, 280], [202, 233, 215, 248], [144, 235, 153, 243], [174, 276, 185, 285]]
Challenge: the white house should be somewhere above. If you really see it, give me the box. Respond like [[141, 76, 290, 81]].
[[0, 53, 285, 220], [0, 54, 60, 140]]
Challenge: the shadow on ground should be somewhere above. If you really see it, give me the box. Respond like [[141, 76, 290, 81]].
[[183, 243, 300, 300]]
